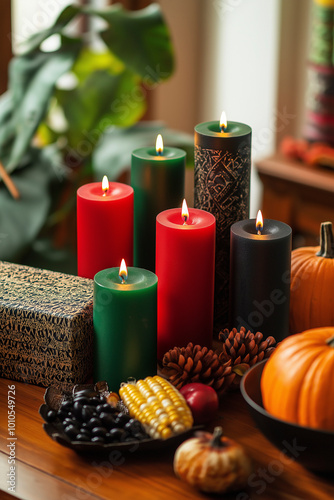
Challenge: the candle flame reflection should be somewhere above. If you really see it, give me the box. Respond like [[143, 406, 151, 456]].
[[119, 258, 128, 284], [182, 199, 189, 225], [220, 111, 227, 132], [102, 175, 109, 195], [256, 210, 263, 235], [156, 134, 164, 155]]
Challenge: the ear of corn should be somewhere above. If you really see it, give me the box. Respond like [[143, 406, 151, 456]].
[[119, 375, 193, 439]]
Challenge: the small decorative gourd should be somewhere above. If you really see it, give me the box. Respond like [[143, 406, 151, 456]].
[[173, 427, 252, 494], [290, 221, 334, 333], [261, 327, 334, 430]]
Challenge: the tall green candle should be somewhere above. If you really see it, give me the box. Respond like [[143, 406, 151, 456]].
[[93, 261, 157, 390], [131, 135, 186, 272]]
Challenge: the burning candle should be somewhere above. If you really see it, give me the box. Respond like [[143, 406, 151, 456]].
[[131, 135, 186, 272], [194, 113, 252, 333], [93, 260, 157, 389], [156, 201, 216, 360], [77, 177, 133, 279], [229, 212, 292, 342]]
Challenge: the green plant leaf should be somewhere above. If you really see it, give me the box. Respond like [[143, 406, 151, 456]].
[[0, 146, 65, 262], [5, 38, 82, 173], [56, 68, 146, 151], [86, 3, 174, 82], [71, 47, 125, 82], [19, 4, 81, 54], [0, 92, 15, 161]]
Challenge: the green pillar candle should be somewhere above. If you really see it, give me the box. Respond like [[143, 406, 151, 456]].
[[93, 262, 157, 390], [131, 135, 186, 272]]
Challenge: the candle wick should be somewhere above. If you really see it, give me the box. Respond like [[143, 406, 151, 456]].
[[119, 274, 127, 284], [182, 216, 188, 225], [257, 226, 263, 235]]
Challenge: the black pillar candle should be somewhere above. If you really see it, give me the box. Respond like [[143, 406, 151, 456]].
[[194, 119, 252, 334], [229, 217, 292, 342]]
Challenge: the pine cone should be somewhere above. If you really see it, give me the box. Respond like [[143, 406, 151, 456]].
[[217, 327, 277, 388], [161, 343, 235, 396]]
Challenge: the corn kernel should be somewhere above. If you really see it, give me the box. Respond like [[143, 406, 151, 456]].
[[119, 375, 193, 439]]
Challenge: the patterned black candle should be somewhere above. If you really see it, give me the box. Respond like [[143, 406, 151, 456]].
[[194, 114, 252, 334]]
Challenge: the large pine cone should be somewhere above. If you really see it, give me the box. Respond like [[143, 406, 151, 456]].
[[217, 327, 277, 388], [161, 343, 235, 396]]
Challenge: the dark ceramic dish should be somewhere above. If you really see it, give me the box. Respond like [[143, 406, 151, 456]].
[[240, 360, 334, 474], [39, 382, 198, 454]]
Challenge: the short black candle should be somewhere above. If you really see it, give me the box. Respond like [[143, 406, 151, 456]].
[[229, 218, 292, 342]]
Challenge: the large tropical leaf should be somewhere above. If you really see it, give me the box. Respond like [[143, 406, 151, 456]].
[[0, 146, 65, 262], [71, 46, 125, 82], [4, 37, 82, 173], [19, 4, 81, 54], [0, 92, 15, 162], [85, 3, 174, 82], [56, 66, 146, 150]]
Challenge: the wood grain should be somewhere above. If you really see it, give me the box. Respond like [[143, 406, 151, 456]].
[[0, 377, 333, 500]]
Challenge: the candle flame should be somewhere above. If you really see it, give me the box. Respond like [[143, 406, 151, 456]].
[[182, 199, 189, 224], [119, 258, 128, 283], [156, 134, 164, 155], [220, 111, 227, 132], [256, 210, 263, 235], [102, 175, 109, 194]]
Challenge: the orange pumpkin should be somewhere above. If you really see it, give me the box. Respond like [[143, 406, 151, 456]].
[[290, 221, 334, 334], [261, 327, 334, 430], [174, 427, 252, 494]]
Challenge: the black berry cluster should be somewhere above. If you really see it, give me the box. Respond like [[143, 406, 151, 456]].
[[46, 388, 149, 444]]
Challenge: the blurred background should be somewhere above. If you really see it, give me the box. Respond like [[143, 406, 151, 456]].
[[3, 0, 332, 272]]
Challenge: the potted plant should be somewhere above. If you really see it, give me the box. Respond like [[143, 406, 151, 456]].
[[0, 2, 193, 273]]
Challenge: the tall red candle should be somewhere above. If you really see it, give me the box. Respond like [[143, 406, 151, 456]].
[[77, 178, 133, 279], [156, 202, 216, 360]]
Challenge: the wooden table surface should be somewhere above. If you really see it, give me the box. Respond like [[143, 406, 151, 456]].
[[0, 377, 333, 500]]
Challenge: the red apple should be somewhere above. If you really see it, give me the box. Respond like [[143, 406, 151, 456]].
[[180, 383, 219, 424]]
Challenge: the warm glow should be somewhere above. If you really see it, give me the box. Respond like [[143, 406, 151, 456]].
[[181, 199, 189, 224], [256, 210, 263, 234], [220, 111, 227, 132], [156, 134, 164, 155], [119, 258, 128, 283], [102, 175, 109, 194]]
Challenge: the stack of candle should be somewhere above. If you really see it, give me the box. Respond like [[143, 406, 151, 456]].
[[76, 122, 292, 390]]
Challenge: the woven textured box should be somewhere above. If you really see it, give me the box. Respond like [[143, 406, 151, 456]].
[[0, 261, 94, 387]]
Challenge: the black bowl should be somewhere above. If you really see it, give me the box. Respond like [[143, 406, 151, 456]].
[[240, 360, 334, 474], [39, 382, 200, 454]]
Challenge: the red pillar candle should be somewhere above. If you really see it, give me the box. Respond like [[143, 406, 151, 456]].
[[156, 201, 216, 360], [77, 177, 133, 279]]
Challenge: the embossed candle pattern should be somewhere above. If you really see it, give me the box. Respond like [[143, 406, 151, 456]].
[[194, 115, 252, 334]]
